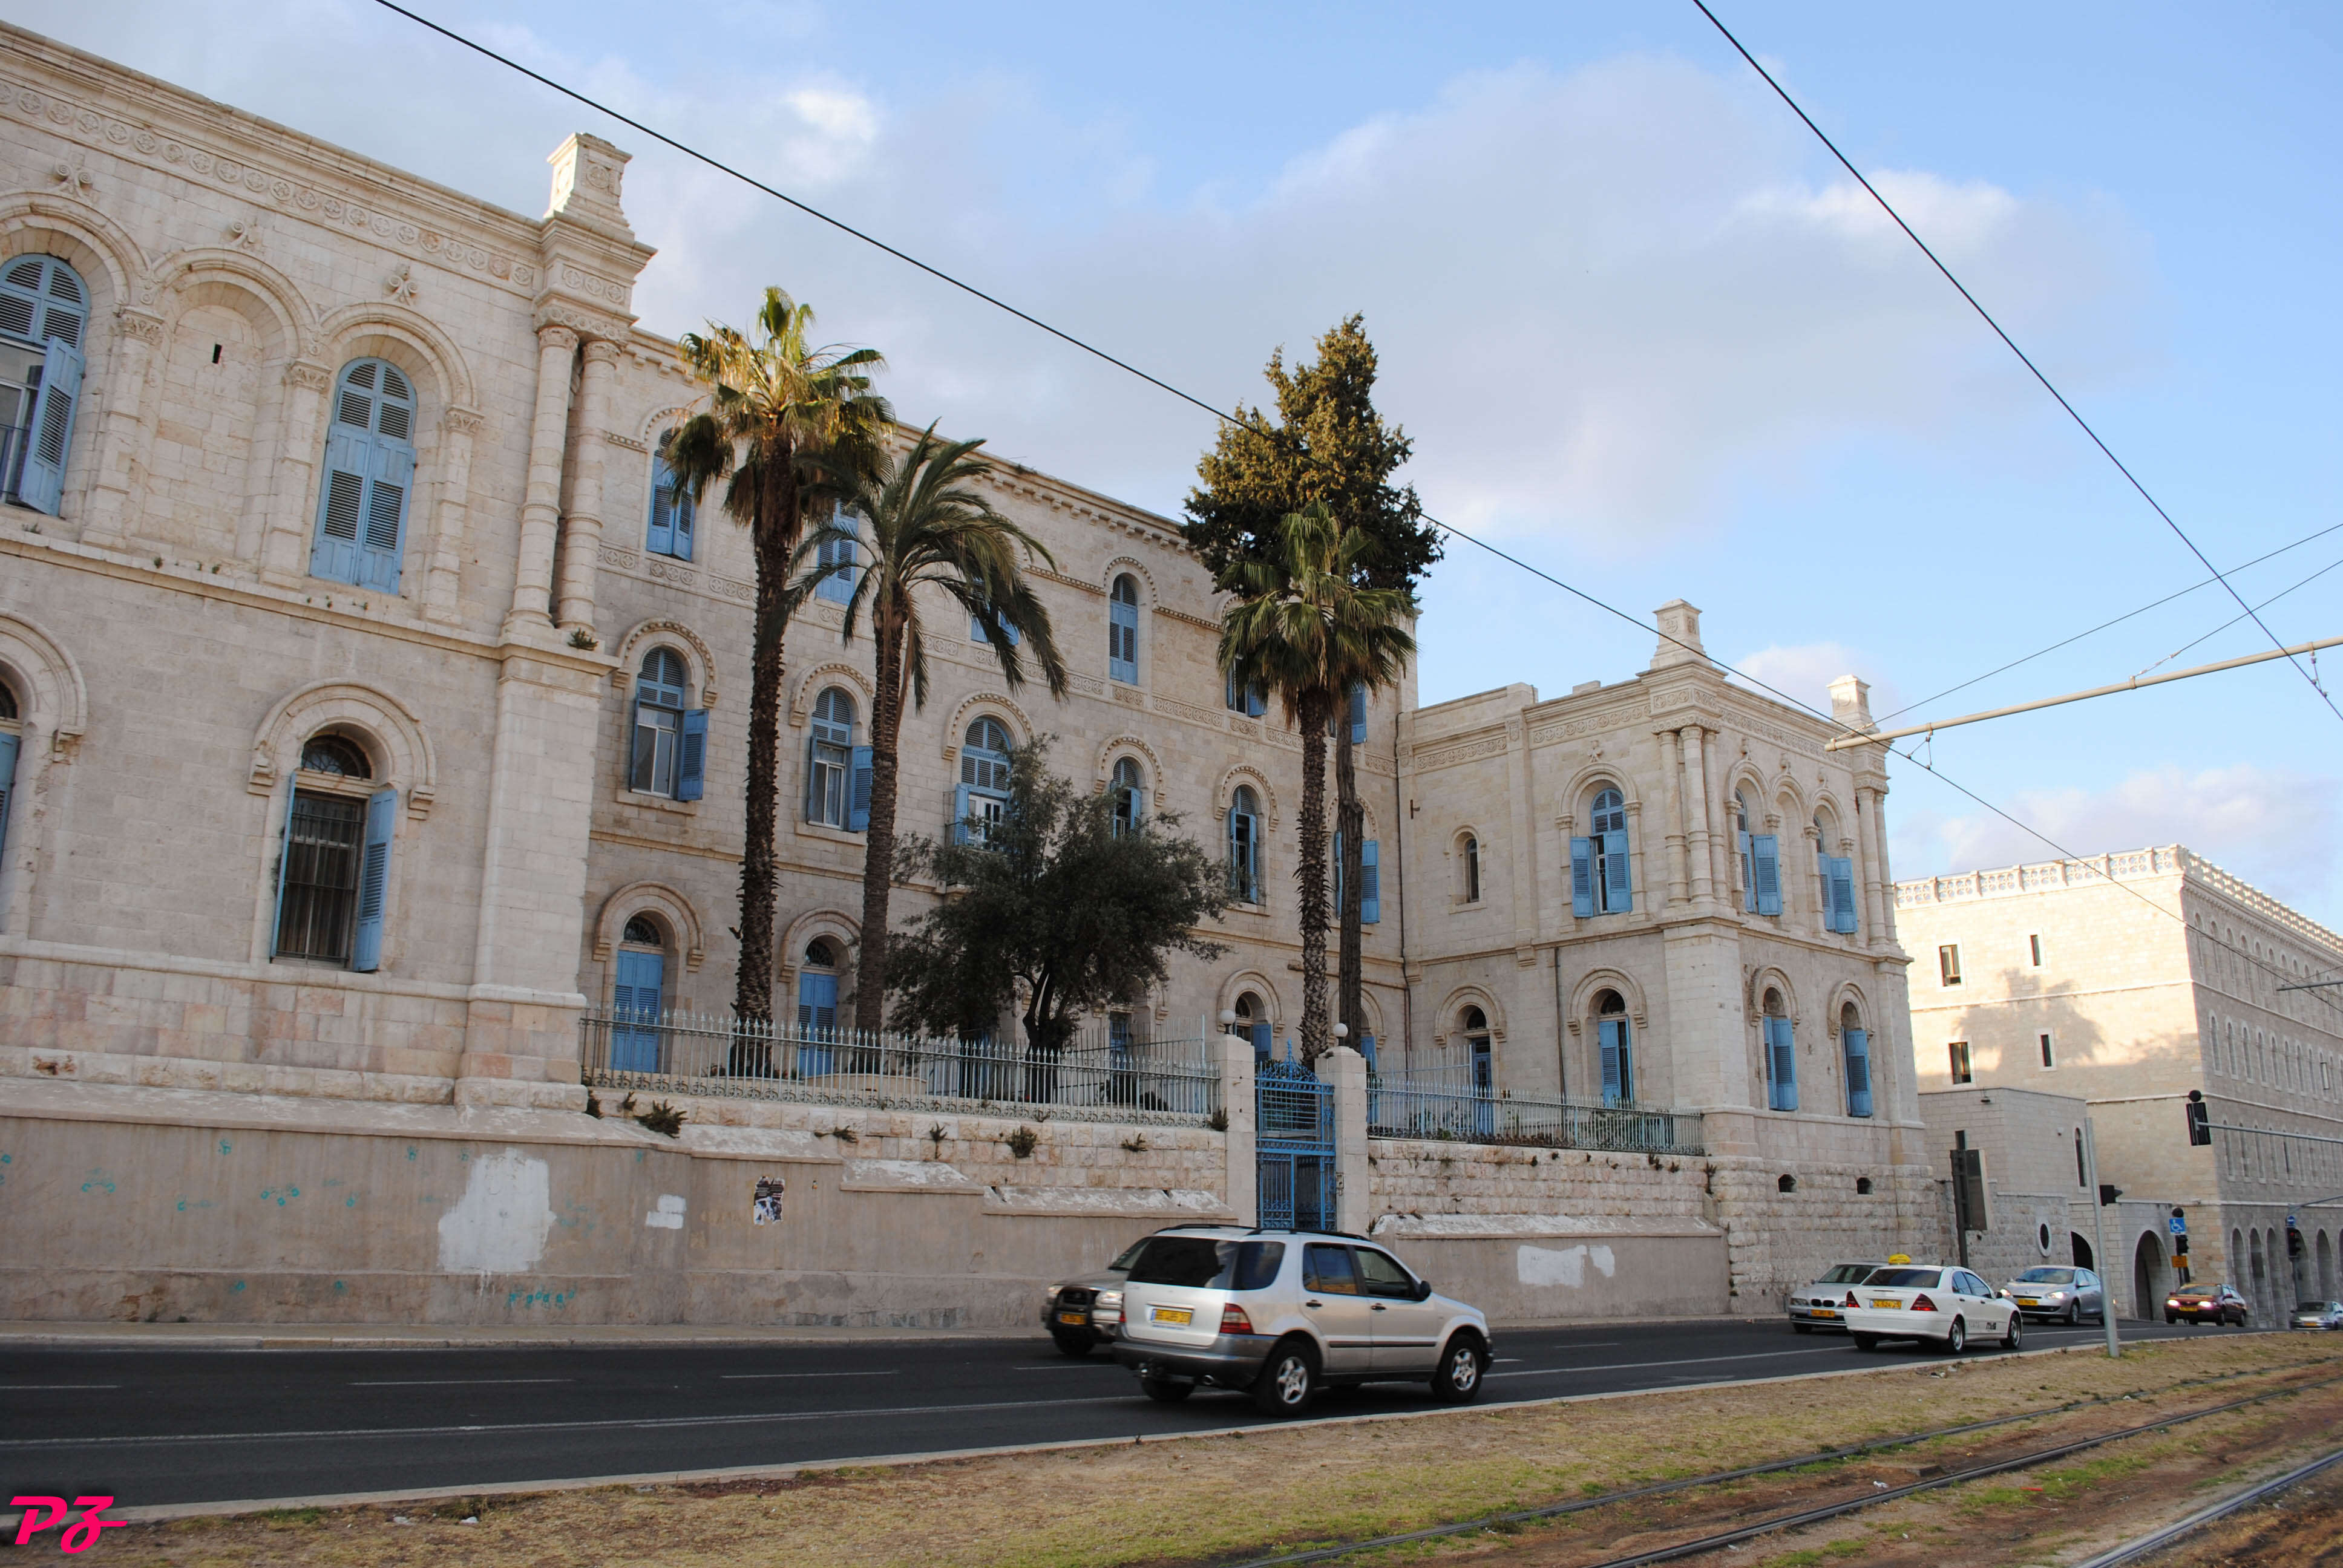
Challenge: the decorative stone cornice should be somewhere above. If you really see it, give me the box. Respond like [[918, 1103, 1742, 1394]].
[[532, 301, 629, 343]]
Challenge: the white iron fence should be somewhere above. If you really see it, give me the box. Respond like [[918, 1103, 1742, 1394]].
[[581, 1009, 1223, 1127], [1368, 1067, 1703, 1154]]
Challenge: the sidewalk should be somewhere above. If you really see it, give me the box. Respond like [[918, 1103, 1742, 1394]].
[[0, 1319, 1048, 1350]]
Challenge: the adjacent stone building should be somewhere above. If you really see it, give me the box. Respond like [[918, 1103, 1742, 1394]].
[[0, 23, 1937, 1323], [1899, 847, 2343, 1324]]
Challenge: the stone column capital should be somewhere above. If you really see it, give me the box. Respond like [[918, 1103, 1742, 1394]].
[[534, 321, 580, 355], [581, 338, 624, 367]]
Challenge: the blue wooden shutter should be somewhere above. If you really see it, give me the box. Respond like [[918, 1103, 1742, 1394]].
[[16, 336, 83, 516], [1829, 856, 1858, 932], [1247, 684, 1265, 717], [1349, 684, 1367, 745], [804, 736, 823, 822], [1361, 840, 1380, 924], [1602, 827, 1632, 912], [1844, 1028, 1872, 1117], [1109, 595, 1138, 683], [1571, 836, 1596, 917], [1738, 828, 1754, 910], [677, 710, 707, 801], [350, 787, 396, 972], [1358, 1034, 1378, 1072], [269, 780, 298, 957], [1768, 1016, 1798, 1111], [1251, 1021, 1272, 1058], [1599, 1017, 1625, 1106], [646, 482, 673, 557], [952, 782, 974, 844], [354, 437, 413, 592], [0, 730, 15, 857], [672, 485, 694, 560], [311, 425, 372, 584], [612, 950, 665, 1072], [797, 970, 839, 1033], [848, 745, 873, 831], [1752, 834, 1783, 915]]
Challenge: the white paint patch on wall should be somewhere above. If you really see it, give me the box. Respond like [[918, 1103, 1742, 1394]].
[[646, 1194, 686, 1230], [1517, 1241, 1620, 1288], [436, 1149, 556, 1274]]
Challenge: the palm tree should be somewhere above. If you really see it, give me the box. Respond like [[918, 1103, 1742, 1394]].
[[1218, 503, 1416, 1064], [801, 424, 1068, 1034], [666, 287, 891, 1022]]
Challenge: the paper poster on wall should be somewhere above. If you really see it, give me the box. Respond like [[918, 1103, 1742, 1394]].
[[752, 1176, 785, 1226]]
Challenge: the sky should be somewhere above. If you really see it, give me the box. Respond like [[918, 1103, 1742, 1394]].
[[27, 0, 2343, 926]]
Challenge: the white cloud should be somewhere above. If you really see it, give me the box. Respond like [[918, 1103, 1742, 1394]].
[[1729, 641, 1901, 724], [1894, 764, 2342, 920]]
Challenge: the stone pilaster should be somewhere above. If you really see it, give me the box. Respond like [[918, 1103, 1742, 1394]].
[[73, 306, 165, 550], [424, 407, 482, 623], [258, 359, 333, 584], [554, 338, 619, 636], [503, 321, 578, 644]]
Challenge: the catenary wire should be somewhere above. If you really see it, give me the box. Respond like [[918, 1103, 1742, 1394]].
[[1873, 517, 2343, 727], [1690, 0, 2343, 728], [2135, 551, 2343, 680], [365, 0, 2343, 1019]]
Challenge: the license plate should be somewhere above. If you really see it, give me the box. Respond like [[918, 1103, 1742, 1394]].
[[1812, 1308, 1839, 1319], [1057, 1312, 1087, 1325], [2016, 1298, 2039, 1307], [1150, 1306, 1193, 1327], [1870, 1299, 1904, 1310]]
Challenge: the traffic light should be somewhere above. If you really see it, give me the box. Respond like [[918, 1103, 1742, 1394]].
[[2185, 1089, 2212, 1146], [2290, 1226, 2305, 1259], [2099, 1183, 2123, 1206]]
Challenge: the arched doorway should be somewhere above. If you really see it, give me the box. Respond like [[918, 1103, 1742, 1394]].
[[1234, 990, 1271, 1060], [2132, 1232, 2169, 1322], [1593, 990, 1632, 1106], [2070, 1233, 2094, 1270], [1460, 1006, 1495, 1137], [2319, 1231, 2335, 1300], [2249, 1231, 2267, 1321]]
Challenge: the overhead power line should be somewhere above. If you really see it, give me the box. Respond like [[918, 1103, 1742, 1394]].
[[369, 0, 2343, 1020], [1691, 0, 2343, 730]]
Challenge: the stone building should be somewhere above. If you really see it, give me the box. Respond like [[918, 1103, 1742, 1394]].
[[1899, 846, 2343, 1324], [1392, 606, 1936, 1305], [0, 24, 1935, 1323]]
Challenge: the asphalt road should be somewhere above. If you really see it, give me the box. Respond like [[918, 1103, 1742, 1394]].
[[0, 1316, 2217, 1511]]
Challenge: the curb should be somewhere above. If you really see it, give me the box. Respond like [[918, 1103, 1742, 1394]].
[[84, 1333, 2278, 1526]]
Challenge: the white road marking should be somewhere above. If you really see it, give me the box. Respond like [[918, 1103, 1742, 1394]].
[[720, 1371, 899, 1380], [348, 1379, 575, 1388], [0, 1384, 120, 1391], [1489, 1346, 1841, 1379]]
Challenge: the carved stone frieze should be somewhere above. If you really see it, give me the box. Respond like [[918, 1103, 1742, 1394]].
[[532, 300, 631, 343], [598, 546, 638, 572], [441, 407, 484, 437], [0, 73, 542, 290], [283, 360, 331, 392], [111, 308, 164, 347]]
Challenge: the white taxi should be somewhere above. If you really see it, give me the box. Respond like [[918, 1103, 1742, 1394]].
[[1841, 1264, 2022, 1355]]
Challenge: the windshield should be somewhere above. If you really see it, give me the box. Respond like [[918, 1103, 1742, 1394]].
[[1126, 1237, 1286, 1290], [1107, 1240, 1149, 1272], [1867, 1267, 1943, 1289], [1818, 1264, 1878, 1284], [2016, 1269, 2076, 1284], [2300, 1301, 2335, 1312]]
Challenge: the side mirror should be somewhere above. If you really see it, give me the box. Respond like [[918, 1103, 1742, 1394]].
[[1414, 1278, 1434, 1301]]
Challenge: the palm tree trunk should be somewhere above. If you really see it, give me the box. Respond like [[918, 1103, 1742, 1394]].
[[1335, 717, 1363, 1056], [852, 607, 906, 1035], [1296, 687, 1333, 1065], [733, 465, 796, 1023]]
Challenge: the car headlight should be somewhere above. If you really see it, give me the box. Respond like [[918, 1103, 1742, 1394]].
[[1095, 1289, 1122, 1324], [1046, 1285, 1062, 1301]]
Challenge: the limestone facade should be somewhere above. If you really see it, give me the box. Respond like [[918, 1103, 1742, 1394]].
[[1899, 846, 2343, 1323]]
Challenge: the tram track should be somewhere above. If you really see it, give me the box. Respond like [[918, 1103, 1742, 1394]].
[[1219, 1359, 2343, 1568], [2069, 1439, 2343, 1567]]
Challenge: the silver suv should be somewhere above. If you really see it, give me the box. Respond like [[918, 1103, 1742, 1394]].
[[1104, 1226, 1492, 1415]]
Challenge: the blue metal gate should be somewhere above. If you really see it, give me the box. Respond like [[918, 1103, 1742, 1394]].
[[1257, 1058, 1335, 1231]]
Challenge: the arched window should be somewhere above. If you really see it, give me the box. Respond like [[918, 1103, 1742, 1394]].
[[1108, 574, 1139, 684], [0, 673, 22, 862], [272, 732, 396, 975], [1225, 669, 1265, 716], [806, 687, 863, 829], [608, 912, 669, 1072], [1462, 834, 1482, 904], [0, 255, 88, 516], [814, 512, 858, 603], [1234, 989, 1271, 1058], [1840, 1001, 1872, 1117], [1573, 787, 1632, 916], [629, 648, 705, 801], [1460, 1006, 1494, 1098], [1737, 789, 1781, 915], [312, 359, 417, 592], [299, 733, 371, 779], [957, 716, 1014, 844], [1228, 785, 1262, 903], [1763, 987, 1797, 1111], [1595, 989, 1633, 1107], [1815, 811, 1856, 933], [646, 430, 696, 560], [1111, 756, 1145, 835]]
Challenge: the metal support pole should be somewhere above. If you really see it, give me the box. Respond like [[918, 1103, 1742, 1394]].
[[2083, 1118, 2120, 1359]]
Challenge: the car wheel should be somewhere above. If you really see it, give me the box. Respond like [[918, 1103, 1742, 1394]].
[[1851, 1333, 1879, 1351], [2165, 1314, 2177, 1325], [2002, 1312, 2023, 1351], [1792, 1322, 1812, 1334], [1251, 1338, 1320, 1417], [1139, 1373, 1193, 1403], [1051, 1330, 1095, 1358], [2065, 1301, 2080, 1327], [1430, 1334, 1488, 1404], [1941, 1317, 1967, 1355]]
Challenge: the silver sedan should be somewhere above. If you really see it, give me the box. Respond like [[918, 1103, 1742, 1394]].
[[1999, 1266, 2104, 1324]]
